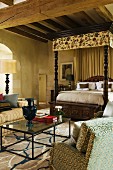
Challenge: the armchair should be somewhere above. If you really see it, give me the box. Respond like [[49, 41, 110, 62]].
[[49, 117, 113, 170]]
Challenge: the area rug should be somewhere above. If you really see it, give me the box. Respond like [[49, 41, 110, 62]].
[[0, 122, 74, 170]]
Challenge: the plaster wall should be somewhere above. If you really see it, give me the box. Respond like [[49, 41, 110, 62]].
[[0, 29, 74, 104], [0, 29, 49, 103]]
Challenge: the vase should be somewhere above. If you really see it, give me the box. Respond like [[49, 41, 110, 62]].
[[22, 98, 37, 126], [59, 115, 62, 122]]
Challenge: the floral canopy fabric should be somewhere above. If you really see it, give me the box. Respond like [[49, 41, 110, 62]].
[[53, 31, 113, 51]]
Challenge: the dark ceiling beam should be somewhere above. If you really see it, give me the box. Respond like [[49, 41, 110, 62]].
[[48, 22, 113, 39], [31, 22, 55, 33], [52, 17, 72, 29], [96, 6, 113, 22], [59, 15, 80, 28], [72, 11, 97, 26], [44, 19, 66, 31], [15, 25, 52, 40], [0, 0, 13, 5], [6, 27, 48, 43], [84, 9, 106, 24]]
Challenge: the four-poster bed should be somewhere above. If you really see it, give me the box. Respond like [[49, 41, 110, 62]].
[[49, 22, 113, 120]]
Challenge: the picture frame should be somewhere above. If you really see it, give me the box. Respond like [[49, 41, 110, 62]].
[[60, 62, 73, 81]]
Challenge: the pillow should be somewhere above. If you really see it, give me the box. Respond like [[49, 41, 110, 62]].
[[81, 88, 89, 91], [76, 88, 89, 91], [0, 101, 12, 111], [89, 83, 96, 90], [85, 132, 95, 162], [94, 111, 103, 118], [96, 82, 103, 90], [72, 121, 83, 143], [0, 93, 4, 101], [4, 94, 19, 108], [103, 101, 113, 117], [79, 83, 89, 88], [76, 123, 90, 153]]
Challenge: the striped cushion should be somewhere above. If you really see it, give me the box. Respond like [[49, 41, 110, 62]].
[[0, 102, 12, 111]]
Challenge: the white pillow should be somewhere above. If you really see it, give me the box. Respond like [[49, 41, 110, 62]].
[[82, 88, 89, 91], [72, 121, 83, 143], [103, 101, 113, 117], [96, 82, 103, 90], [76, 88, 89, 91], [89, 82, 96, 90]]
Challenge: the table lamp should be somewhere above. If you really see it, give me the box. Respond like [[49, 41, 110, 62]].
[[66, 74, 74, 89], [0, 59, 17, 94]]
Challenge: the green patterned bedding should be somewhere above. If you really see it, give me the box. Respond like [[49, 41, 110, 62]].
[[85, 117, 113, 170]]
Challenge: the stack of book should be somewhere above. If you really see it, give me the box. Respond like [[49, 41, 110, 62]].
[[33, 113, 57, 123]]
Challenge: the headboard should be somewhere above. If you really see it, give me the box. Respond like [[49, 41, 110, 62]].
[[83, 76, 113, 82]]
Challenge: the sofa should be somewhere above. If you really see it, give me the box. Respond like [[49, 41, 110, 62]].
[[0, 94, 25, 135], [49, 102, 113, 170]]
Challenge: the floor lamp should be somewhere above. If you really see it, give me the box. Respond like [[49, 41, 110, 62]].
[[0, 59, 17, 94]]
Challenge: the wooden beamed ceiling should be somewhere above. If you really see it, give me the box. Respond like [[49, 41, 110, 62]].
[[0, 0, 113, 43], [0, 0, 13, 6]]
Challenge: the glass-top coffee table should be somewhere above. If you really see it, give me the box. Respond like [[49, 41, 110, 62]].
[[0, 118, 71, 159]]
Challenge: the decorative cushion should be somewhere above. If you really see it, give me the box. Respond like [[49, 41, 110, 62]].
[[79, 83, 89, 88], [4, 94, 19, 108], [72, 121, 83, 143], [0, 101, 12, 111], [0, 93, 4, 101], [88, 83, 96, 90], [85, 131, 95, 162], [76, 123, 90, 153], [94, 111, 103, 118], [103, 101, 113, 117]]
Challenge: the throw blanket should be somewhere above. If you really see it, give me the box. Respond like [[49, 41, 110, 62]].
[[85, 117, 113, 170], [56, 91, 104, 105]]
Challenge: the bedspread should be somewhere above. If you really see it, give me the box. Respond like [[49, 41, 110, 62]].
[[56, 91, 104, 105]]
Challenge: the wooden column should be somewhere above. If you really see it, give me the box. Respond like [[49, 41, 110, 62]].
[[54, 51, 58, 101], [103, 45, 108, 109]]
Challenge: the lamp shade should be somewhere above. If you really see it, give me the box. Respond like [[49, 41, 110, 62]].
[[0, 59, 16, 74], [66, 74, 74, 81]]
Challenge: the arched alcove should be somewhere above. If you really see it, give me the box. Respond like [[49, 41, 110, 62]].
[[0, 43, 13, 94]]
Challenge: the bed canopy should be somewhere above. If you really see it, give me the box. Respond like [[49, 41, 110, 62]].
[[52, 22, 113, 108]]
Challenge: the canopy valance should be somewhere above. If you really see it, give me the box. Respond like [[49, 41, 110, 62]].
[[53, 31, 113, 51]]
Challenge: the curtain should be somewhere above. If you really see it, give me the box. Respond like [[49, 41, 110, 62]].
[[74, 47, 104, 82], [108, 47, 113, 79]]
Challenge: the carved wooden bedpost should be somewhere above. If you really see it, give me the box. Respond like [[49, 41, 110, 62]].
[[103, 45, 108, 109], [54, 51, 58, 101]]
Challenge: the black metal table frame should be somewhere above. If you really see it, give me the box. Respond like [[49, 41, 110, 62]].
[[0, 119, 71, 160]]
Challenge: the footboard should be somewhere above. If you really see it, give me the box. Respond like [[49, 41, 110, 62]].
[[49, 101, 102, 120]]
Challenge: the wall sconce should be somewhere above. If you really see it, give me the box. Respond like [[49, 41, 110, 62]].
[[0, 59, 17, 94], [66, 74, 74, 89]]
